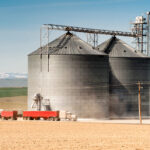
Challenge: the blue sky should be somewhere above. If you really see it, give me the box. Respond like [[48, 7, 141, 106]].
[[0, 0, 149, 73]]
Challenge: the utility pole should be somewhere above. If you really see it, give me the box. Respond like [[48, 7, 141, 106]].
[[138, 81, 142, 124]]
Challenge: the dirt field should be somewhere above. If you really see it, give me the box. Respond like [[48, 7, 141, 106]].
[[0, 96, 27, 110], [0, 121, 150, 150]]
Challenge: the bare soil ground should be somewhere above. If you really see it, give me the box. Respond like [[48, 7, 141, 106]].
[[0, 121, 149, 150], [0, 96, 27, 110]]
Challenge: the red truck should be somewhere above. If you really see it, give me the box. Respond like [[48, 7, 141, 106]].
[[23, 111, 60, 121], [1, 111, 18, 120], [0, 110, 77, 121]]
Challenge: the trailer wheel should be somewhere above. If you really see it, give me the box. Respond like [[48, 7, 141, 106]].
[[35, 118, 40, 120], [14, 117, 17, 120], [29, 117, 33, 120], [11, 117, 16, 120], [54, 117, 59, 121], [49, 117, 54, 121]]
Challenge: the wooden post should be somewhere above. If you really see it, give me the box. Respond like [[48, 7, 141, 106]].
[[138, 81, 142, 124]]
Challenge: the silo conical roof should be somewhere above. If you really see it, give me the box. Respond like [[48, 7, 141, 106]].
[[96, 36, 147, 57], [29, 32, 106, 55]]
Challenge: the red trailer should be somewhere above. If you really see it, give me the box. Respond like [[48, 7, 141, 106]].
[[23, 111, 60, 121], [1, 111, 18, 120]]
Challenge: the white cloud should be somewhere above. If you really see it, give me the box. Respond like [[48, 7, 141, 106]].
[[0, 73, 28, 79], [0, 73, 9, 79]]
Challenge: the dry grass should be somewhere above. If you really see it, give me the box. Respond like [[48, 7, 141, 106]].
[[0, 96, 27, 110], [0, 121, 150, 150]]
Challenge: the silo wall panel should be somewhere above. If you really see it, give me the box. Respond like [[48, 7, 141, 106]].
[[28, 55, 42, 110], [109, 57, 150, 118], [28, 55, 109, 119]]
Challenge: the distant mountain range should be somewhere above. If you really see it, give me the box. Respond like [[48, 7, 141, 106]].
[[0, 73, 27, 87], [0, 73, 27, 79]]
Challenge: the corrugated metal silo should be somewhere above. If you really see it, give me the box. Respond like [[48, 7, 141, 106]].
[[28, 32, 109, 119], [97, 36, 150, 118]]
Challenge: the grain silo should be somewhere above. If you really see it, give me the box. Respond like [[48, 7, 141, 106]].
[[97, 36, 150, 119], [28, 32, 109, 119]]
